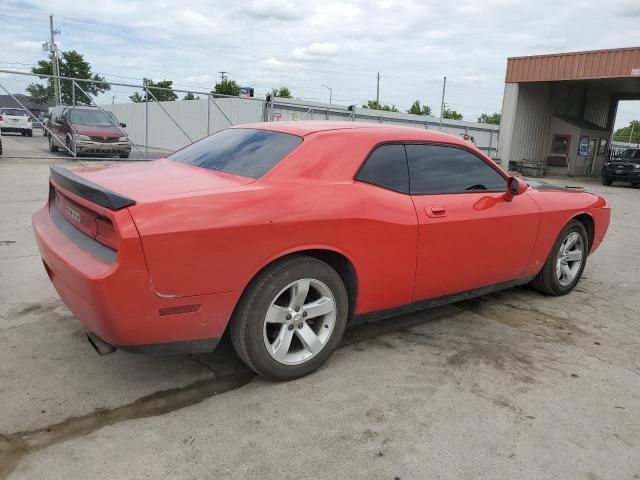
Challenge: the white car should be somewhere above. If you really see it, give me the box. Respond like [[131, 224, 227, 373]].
[[0, 108, 32, 137]]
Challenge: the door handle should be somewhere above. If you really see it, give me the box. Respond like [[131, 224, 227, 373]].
[[425, 206, 447, 218]]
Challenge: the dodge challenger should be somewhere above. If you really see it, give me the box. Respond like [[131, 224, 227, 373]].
[[32, 122, 610, 380]]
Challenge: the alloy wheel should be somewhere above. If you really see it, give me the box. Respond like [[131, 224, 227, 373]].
[[263, 278, 337, 365], [556, 232, 584, 287]]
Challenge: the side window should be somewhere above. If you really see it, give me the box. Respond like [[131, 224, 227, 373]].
[[405, 144, 506, 194], [356, 144, 409, 193]]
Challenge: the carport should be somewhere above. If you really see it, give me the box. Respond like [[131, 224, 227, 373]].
[[498, 47, 640, 177]]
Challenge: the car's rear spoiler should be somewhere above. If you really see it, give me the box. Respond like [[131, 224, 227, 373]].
[[50, 165, 136, 210]]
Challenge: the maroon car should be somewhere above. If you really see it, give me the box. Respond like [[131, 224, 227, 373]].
[[48, 106, 132, 158]]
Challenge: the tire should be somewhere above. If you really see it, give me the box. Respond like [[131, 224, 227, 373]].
[[530, 219, 589, 296], [230, 255, 349, 381], [48, 135, 59, 152], [601, 175, 612, 186], [119, 151, 130, 159], [27, 130, 32, 137], [66, 137, 75, 157]]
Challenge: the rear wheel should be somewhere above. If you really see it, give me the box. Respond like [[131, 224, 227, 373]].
[[530, 220, 588, 296], [230, 255, 348, 380], [601, 175, 612, 186], [119, 151, 130, 159], [26, 130, 32, 137]]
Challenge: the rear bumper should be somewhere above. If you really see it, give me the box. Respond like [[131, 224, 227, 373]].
[[32, 204, 238, 352], [1, 127, 32, 133]]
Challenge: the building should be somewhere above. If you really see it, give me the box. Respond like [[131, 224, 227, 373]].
[[498, 47, 640, 177], [0, 94, 55, 119]]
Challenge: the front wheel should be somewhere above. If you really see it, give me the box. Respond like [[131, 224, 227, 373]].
[[230, 255, 348, 380], [530, 220, 588, 296], [48, 134, 59, 152]]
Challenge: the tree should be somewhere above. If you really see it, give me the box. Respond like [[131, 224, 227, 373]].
[[130, 79, 178, 102], [213, 79, 241, 96], [27, 50, 109, 105], [272, 87, 292, 98], [407, 100, 431, 116], [442, 108, 463, 120], [362, 100, 399, 112], [613, 120, 640, 143], [478, 112, 501, 124], [183, 92, 200, 100]]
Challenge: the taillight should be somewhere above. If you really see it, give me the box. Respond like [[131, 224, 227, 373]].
[[0, 115, 3, 121], [27, 116, 32, 122], [95, 217, 119, 250]]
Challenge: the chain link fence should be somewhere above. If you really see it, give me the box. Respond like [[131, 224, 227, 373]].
[[0, 69, 500, 161]]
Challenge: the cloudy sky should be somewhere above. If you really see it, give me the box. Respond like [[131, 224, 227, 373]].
[[1, 0, 639, 128]]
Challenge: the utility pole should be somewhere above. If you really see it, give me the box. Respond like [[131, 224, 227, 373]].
[[219, 71, 227, 83], [321, 84, 333, 104], [376, 72, 381, 105], [629, 121, 635, 144], [49, 14, 61, 105], [439, 76, 447, 131]]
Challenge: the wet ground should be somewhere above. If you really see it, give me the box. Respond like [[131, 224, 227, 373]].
[[0, 152, 639, 479]]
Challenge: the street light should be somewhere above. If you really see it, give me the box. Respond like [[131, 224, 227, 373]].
[[321, 84, 333, 104]]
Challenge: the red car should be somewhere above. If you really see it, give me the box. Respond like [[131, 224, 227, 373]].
[[32, 122, 610, 380]]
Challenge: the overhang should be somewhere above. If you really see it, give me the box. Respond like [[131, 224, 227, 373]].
[[506, 47, 640, 84]]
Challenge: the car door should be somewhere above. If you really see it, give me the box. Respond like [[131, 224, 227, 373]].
[[406, 143, 540, 301]]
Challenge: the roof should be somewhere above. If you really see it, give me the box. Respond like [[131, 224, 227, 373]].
[[234, 121, 395, 136], [505, 47, 640, 83], [0, 94, 54, 112], [234, 121, 484, 151]]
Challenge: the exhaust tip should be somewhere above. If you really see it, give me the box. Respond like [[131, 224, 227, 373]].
[[87, 332, 117, 356]]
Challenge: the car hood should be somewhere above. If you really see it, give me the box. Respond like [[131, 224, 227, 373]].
[[71, 158, 254, 204], [73, 125, 124, 137], [524, 178, 583, 192]]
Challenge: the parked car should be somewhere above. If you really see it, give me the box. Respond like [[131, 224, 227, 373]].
[[0, 107, 32, 136], [33, 113, 49, 135], [32, 122, 610, 380], [0, 130, 3, 155], [602, 148, 640, 186], [47, 106, 131, 158]]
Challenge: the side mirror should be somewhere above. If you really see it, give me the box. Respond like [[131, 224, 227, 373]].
[[504, 176, 527, 202], [119, 122, 127, 128]]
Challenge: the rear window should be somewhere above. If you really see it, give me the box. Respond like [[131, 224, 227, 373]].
[[168, 128, 303, 179], [1, 109, 27, 116]]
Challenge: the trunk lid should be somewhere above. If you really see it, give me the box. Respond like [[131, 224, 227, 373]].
[[69, 158, 254, 203]]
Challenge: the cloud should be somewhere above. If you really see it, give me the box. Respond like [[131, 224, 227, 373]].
[[11, 40, 42, 50], [290, 43, 341, 62], [242, 0, 304, 21]]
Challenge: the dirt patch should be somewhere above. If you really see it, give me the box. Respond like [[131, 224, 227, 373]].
[[0, 373, 253, 479]]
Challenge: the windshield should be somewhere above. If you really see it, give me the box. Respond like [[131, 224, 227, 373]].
[[619, 149, 640, 160], [69, 109, 119, 126], [169, 128, 303, 179], [1, 109, 27, 116]]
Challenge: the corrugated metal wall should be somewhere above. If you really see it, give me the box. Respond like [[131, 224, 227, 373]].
[[583, 89, 612, 129], [508, 83, 552, 162]]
